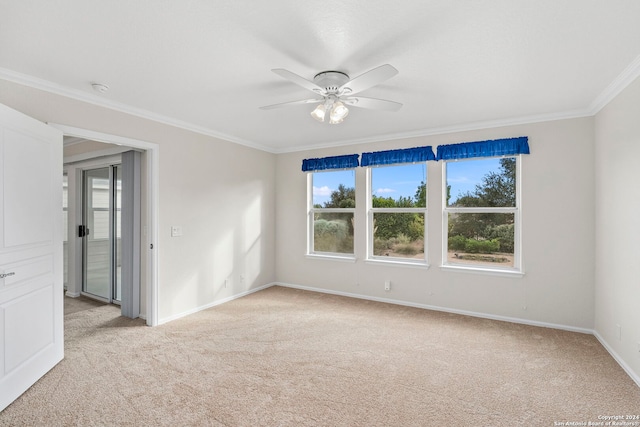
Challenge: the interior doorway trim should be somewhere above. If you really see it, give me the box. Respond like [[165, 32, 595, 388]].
[[50, 123, 159, 326]]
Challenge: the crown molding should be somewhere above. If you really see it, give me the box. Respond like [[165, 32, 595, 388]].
[[588, 54, 640, 114], [0, 67, 276, 153]]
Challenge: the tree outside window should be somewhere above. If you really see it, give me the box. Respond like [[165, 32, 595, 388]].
[[368, 163, 427, 262], [444, 157, 519, 269], [309, 170, 355, 255]]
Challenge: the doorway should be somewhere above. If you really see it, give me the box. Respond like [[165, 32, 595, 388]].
[[82, 165, 122, 304], [55, 123, 159, 326]]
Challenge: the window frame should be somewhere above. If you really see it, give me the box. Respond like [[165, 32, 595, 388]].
[[306, 170, 357, 260], [365, 163, 429, 267], [441, 155, 523, 275]]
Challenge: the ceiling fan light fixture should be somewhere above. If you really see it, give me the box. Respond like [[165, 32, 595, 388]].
[[263, 65, 401, 123], [310, 104, 326, 122], [329, 101, 349, 124]]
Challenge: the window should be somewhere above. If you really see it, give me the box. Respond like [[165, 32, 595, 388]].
[[443, 156, 521, 271], [308, 169, 356, 256], [368, 163, 427, 263]]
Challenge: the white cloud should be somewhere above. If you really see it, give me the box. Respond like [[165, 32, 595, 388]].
[[375, 188, 396, 194], [313, 186, 332, 196]]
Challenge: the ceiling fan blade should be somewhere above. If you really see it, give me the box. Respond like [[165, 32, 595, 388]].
[[339, 64, 399, 95], [259, 98, 323, 110], [342, 96, 402, 112], [271, 69, 325, 95]]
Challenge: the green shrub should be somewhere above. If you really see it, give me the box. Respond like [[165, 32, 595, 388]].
[[407, 215, 424, 241], [449, 235, 467, 251], [314, 219, 347, 239], [394, 243, 418, 255], [464, 238, 500, 253], [485, 223, 514, 253], [373, 238, 392, 255], [393, 233, 411, 245], [314, 219, 351, 253]]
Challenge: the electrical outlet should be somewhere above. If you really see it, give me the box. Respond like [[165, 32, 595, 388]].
[[616, 324, 622, 340], [384, 280, 391, 291], [171, 225, 183, 237], [224, 279, 228, 288]]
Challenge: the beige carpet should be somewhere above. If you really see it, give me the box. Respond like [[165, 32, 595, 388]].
[[1, 286, 639, 426], [63, 294, 108, 316]]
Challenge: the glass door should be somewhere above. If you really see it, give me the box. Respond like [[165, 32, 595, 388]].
[[82, 166, 121, 303]]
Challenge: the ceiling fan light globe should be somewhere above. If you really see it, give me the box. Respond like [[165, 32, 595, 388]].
[[329, 101, 349, 123], [310, 104, 326, 122]]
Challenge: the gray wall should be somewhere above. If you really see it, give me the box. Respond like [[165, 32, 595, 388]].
[[594, 75, 640, 383]]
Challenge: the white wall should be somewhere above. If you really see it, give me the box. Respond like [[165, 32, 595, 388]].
[[0, 79, 277, 324], [276, 117, 596, 330], [594, 75, 640, 382]]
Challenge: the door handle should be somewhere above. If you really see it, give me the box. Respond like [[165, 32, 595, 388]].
[[78, 225, 90, 237]]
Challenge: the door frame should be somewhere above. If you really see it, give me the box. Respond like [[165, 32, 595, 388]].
[[52, 124, 159, 326], [64, 155, 122, 301]]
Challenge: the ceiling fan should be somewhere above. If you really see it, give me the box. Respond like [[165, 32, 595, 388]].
[[259, 64, 402, 124]]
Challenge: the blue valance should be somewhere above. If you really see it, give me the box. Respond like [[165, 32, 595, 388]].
[[301, 154, 359, 172], [361, 146, 436, 167], [436, 136, 529, 161]]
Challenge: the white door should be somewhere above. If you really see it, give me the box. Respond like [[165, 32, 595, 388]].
[[0, 103, 63, 411]]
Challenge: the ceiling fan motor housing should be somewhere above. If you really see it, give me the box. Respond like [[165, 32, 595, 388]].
[[313, 71, 350, 95]]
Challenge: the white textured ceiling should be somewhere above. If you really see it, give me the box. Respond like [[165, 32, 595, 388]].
[[1, 1, 639, 153]]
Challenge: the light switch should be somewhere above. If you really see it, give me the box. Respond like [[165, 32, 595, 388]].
[[171, 226, 183, 237]]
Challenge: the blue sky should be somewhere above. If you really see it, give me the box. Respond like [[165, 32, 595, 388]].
[[446, 158, 501, 202], [371, 163, 425, 202], [312, 158, 501, 205]]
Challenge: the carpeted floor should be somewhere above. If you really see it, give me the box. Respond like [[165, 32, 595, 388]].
[[63, 294, 108, 316], [1, 286, 639, 426]]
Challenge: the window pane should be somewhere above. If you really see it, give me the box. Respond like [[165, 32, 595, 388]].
[[91, 178, 111, 208], [314, 212, 354, 254], [447, 158, 515, 207], [371, 163, 426, 207], [313, 170, 355, 208], [373, 212, 424, 259], [93, 210, 110, 239], [447, 212, 514, 268]]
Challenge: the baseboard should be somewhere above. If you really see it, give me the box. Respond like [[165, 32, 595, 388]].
[[593, 330, 640, 389], [156, 282, 276, 325], [65, 291, 80, 298], [275, 282, 593, 334]]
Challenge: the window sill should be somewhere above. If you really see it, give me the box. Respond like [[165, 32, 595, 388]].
[[366, 258, 430, 269], [306, 254, 356, 263], [440, 264, 524, 278]]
